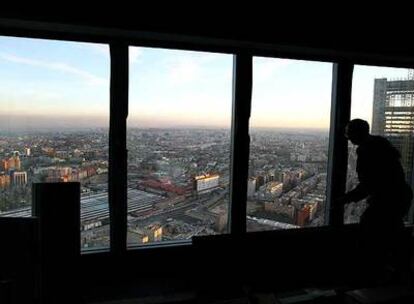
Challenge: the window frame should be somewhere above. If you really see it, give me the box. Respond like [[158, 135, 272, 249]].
[[2, 18, 414, 256]]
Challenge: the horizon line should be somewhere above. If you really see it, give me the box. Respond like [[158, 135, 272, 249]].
[[0, 125, 330, 132]]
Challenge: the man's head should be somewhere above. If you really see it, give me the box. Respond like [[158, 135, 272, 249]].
[[345, 119, 370, 145]]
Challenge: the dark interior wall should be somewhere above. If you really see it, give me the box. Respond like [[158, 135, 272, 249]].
[[0, 217, 409, 302], [78, 225, 361, 300]]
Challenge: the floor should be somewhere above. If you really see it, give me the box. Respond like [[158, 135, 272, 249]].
[[86, 284, 414, 304]]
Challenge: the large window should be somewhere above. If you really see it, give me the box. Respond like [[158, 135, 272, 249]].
[[4, 28, 412, 254], [0, 36, 110, 250], [127, 47, 233, 246], [346, 65, 414, 224], [246, 57, 333, 231]]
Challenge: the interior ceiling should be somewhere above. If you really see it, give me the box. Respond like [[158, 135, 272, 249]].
[[0, 9, 413, 60]]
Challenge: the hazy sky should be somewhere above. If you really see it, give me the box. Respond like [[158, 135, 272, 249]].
[[0, 36, 411, 130]]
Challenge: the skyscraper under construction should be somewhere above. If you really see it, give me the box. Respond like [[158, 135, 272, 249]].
[[372, 73, 414, 185]]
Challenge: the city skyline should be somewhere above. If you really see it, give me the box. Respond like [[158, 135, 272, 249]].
[[0, 126, 331, 246], [1, 35, 412, 246], [0, 36, 412, 129]]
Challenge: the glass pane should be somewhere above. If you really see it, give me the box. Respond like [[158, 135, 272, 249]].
[[247, 57, 332, 232], [127, 47, 232, 246], [0, 36, 110, 251], [346, 66, 414, 224]]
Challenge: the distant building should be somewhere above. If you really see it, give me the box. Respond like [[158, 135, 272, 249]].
[[140, 179, 186, 195], [25, 147, 31, 157], [12, 156, 21, 171], [73, 149, 82, 158], [247, 177, 257, 197], [55, 150, 69, 159], [12, 171, 27, 186], [1, 160, 8, 171], [129, 224, 163, 244], [273, 169, 283, 182], [307, 202, 318, 220], [265, 181, 283, 196], [214, 211, 228, 233], [194, 174, 219, 194], [42, 147, 55, 157], [264, 202, 296, 219], [256, 175, 265, 188], [296, 205, 311, 226], [1, 155, 21, 172], [46, 167, 72, 183], [0, 174, 11, 189], [153, 226, 162, 242], [372, 77, 414, 183]]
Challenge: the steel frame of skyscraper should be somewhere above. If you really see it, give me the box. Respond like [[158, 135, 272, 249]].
[[372, 77, 414, 222]]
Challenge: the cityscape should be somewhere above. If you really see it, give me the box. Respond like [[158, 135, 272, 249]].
[[0, 127, 334, 249], [2, 76, 414, 248], [1, 36, 413, 251]]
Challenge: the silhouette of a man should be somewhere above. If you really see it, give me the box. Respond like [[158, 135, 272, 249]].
[[341, 118, 413, 286]]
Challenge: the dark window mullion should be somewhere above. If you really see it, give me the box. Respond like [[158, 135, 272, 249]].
[[229, 53, 252, 235], [326, 62, 354, 226], [109, 43, 128, 254]]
